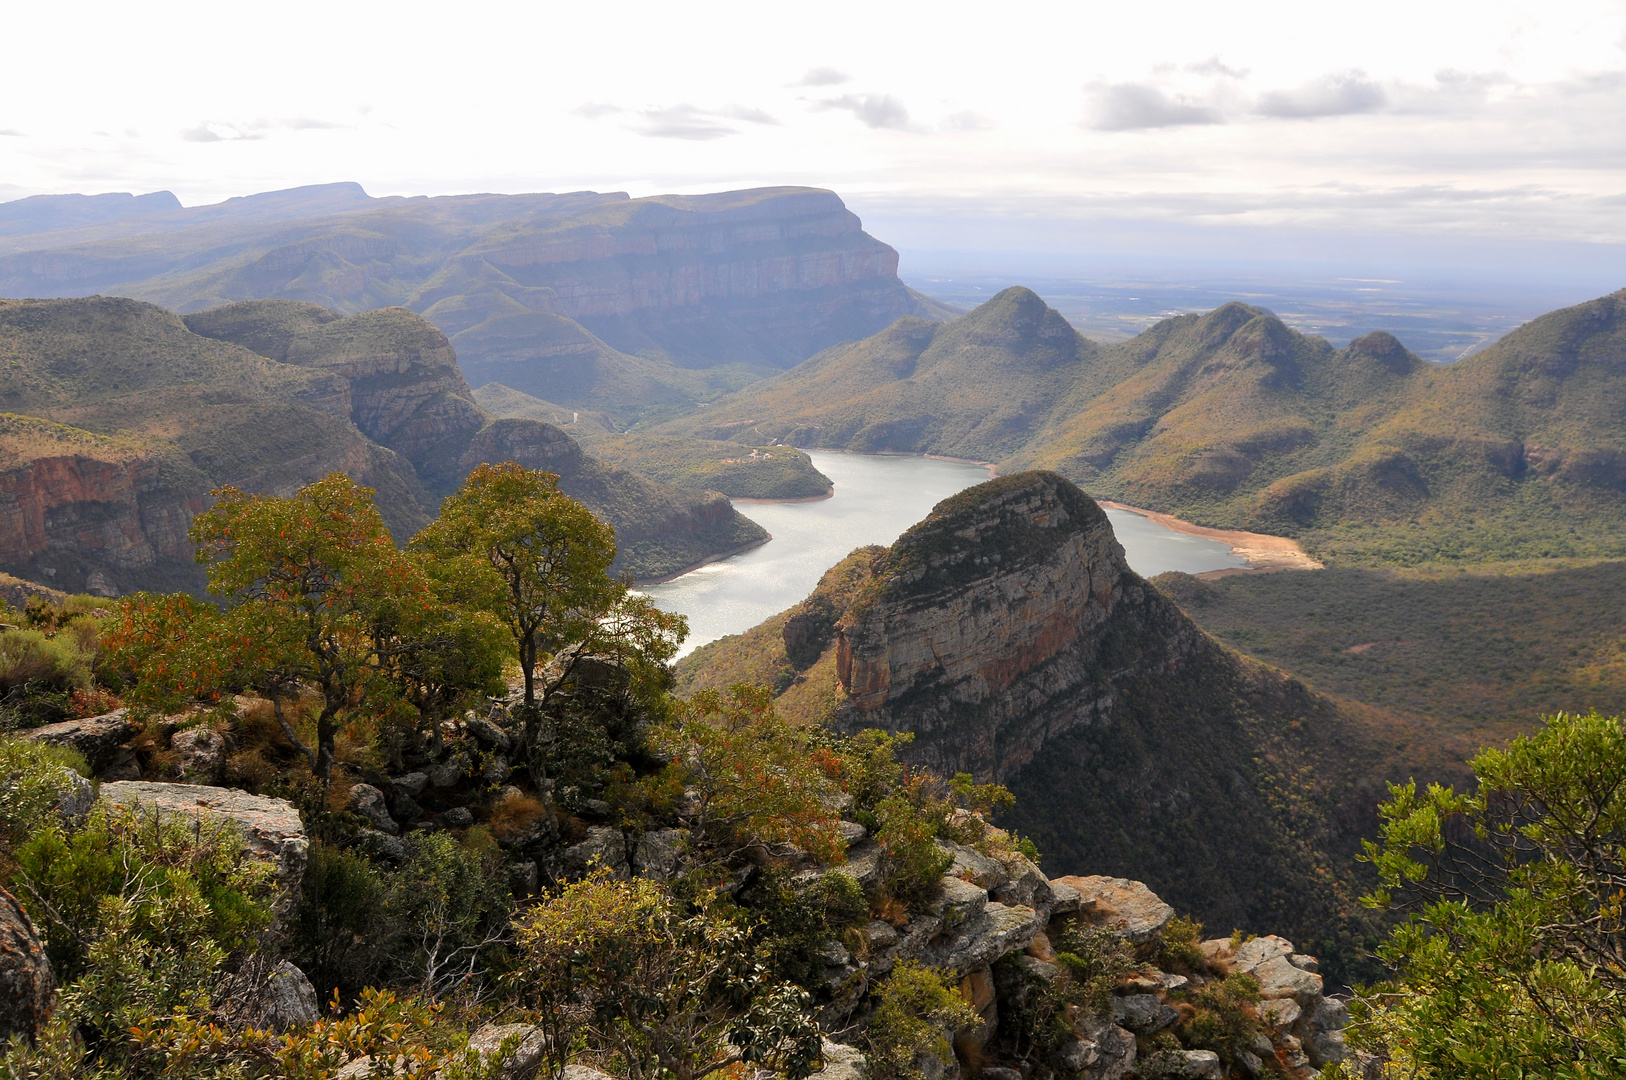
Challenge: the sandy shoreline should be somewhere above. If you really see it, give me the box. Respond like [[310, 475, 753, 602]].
[[1094, 500, 1323, 577], [633, 534, 773, 586], [731, 490, 834, 504]]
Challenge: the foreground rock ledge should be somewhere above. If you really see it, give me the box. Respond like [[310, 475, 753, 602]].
[[100, 781, 308, 919]]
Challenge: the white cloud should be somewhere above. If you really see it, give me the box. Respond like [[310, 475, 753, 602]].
[[1256, 71, 1387, 117], [818, 93, 913, 130], [796, 67, 850, 87], [1086, 83, 1224, 130]]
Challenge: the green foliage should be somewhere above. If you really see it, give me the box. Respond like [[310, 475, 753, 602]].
[[1173, 973, 1263, 1066], [873, 795, 954, 911], [654, 683, 846, 864], [1156, 915, 1207, 974], [1049, 920, 1136, 1013], [737, 868, 868, 988], [13, 805, 274, 984], [509, 871, 822, 1080], [0, 623, 97, 731], [411, 461, 685, 780], [579, 434, 833, 500], [866, 961, 979, 1080], [0, 736, 88, 854], [1347, 711, 1626, 1078], [290, 834, 511, 1006]]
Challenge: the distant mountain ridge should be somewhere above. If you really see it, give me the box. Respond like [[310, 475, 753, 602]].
[[0, 296, 767, 595], [661, 284, 1626, 565], [0, 184, 954, 420]]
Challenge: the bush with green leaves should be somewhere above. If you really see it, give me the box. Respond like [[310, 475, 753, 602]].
[[291, 832, 510, 1006], [6, 804, 274, 1072], [1173, 973, 1263, 1068], [866, 961, 979, 1080], [0, 736, 88, 852], [1339, 710, 1626, 1079], [737, 867, 868, 989], [510, 870, 822, 1080]]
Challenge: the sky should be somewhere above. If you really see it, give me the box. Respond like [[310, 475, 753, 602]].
[[2, 0, 1624, 277]]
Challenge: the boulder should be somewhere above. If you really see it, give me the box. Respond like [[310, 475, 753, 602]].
[[509, 860, 539, 896], [428, 752, 469, 788], [991, 853, 1052, 909], [1297, 996, 1352, 1068], [1260, 998, 1301, 1029], [388, 771, 429, 797], [814, 1038, 866, 1080], [841, 840, 885, 894], [171, 724, 227, 781], [100, 781, 308, 921], [932, 874, 989, 928], [52, 767, 95, 823], [1047, 878, 1082, 913], [981, 1069, 1022, 1080], [560, 1067, 617, 1080], [1232, 934, 1293, 971], [441, 806, 475, 829], [1073, 1013, 1137, 1080], [837, 820, 867, 847], [1178, 1050, 1223, 1079], [1250, 956, 1323, 1003], [481, 754, 512, 785], [1053, 875, 1174, 944], [926, 901, 1044, 973], [468, 1022, 548, 1079], [632, 828, 686, 880], [218, 957, 320, 1032], [943, 841, 1010, 891], [463, 715, 512, 752], [0, 886, 54, 1043], [1112, 993, 1179, 1033], [558, 825, 629, 879], [865, 920, 900, 949], [23, 709, 134, 770], [348, 784, 399, 836]]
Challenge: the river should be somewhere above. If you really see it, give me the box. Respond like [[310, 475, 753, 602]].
[[643, 451, 1246, 656]]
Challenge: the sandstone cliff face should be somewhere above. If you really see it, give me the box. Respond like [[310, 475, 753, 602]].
[[680, 470, 1390, 965], [831, 472, 1203, 782]]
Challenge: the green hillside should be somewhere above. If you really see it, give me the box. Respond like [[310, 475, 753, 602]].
[[661, 285, 1626, 566]]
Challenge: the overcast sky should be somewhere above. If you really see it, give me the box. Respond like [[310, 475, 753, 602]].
[[3, 0, 1624, 271]]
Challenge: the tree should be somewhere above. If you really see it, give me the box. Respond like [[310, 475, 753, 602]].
[[410, 462, 685, 778], [509, 871, 823, 1080], [1344, 710, 1626, 1078], [108, 474, 484, 785], [652, 684, 847, 865]]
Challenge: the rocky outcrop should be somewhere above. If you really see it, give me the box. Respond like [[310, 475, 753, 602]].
[[24, 709, 137, 771], [100, 781, 308, 921], [0, 885, 54, 1044], [679, 470, 1389, 970], [830, 471, 1201, 782]]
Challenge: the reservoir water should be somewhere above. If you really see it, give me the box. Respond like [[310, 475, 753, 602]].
[[643, 451, 1246, 656]]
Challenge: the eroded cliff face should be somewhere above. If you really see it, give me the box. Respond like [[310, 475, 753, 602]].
[[831, 472, 1203, 782], [0, 453, 203, 573]]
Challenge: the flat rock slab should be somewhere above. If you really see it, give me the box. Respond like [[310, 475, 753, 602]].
[[1053, 875, 1173, 944], [23, 710, 134, 769], [100, 781, 308, 917]]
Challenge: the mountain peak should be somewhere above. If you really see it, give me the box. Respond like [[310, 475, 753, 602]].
[[955, 287, 1080, 350]]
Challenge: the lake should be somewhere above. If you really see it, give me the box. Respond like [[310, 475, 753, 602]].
[[643, 451, 1246, 656]]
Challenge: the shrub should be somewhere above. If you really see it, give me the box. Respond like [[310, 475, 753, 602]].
[[874, 795, 953, 912], [1050, 920, 1136, 1012], [867, 961, 979, 1080], [0, 735, 89, 853], [510, 870, 822, 1080], [1157, 915, 1207, 974], [738, 867, 868, 988], [488, 789, 545, 842], [1175, 973, 1263, 1066]]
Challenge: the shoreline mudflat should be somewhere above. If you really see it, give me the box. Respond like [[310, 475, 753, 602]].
[[1094, 500, 1323, 577], [633, 534, 774, 586]]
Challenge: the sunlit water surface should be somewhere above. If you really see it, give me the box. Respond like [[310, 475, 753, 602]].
[[642, 451, 1244, 656]]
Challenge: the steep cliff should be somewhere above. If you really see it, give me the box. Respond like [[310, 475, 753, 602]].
[[677, 471, 1400, 968], [0, 185, 952, 416]]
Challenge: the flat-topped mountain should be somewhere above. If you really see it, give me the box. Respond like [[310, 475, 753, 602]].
[[0, 184, 953, 419], [677, 471, 1426, 962], [664, 285, 1626, 565], [0, 297, 766, 594]]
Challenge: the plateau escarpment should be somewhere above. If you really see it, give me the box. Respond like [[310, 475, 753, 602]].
[[0, 185, 953, 418], [679, 472, 1424, 971], [664, 285, 1626, 566], [0, 296, 766, 593]]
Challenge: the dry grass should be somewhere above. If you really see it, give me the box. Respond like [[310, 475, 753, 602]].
[[490, 790, 545, 841]]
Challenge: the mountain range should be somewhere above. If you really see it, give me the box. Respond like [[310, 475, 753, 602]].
[[0, 296, 766, 595], [0, 184, 953, 421], [660, 284, 1626, 565]]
